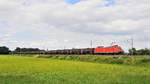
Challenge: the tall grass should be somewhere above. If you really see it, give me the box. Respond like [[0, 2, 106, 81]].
[[36, 55, 150, 65], [0, 55, 150, 84]]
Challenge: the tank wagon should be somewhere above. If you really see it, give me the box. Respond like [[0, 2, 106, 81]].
[[47, 48, 94, 55], [47, 45, 124, 55]]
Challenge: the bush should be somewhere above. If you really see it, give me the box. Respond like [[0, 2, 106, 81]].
[[104, 56, 136, 65], [35, 55, 137, 65], [141, 58, 150, 63]]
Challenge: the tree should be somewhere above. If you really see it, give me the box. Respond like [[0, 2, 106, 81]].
[[0, 46, 10, 54], [129, 48, 150, 55], [129, 48, 137, 55], [137, 48, 150, 55], [15, 47, 21, 52]]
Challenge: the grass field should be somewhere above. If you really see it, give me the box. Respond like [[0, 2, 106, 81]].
[[0, 55, 150, 84]]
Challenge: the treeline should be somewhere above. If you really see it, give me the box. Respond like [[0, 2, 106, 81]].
[[129, 48, 150, 55], [12, 47, 45, 54], [0, 46, 45, 54]]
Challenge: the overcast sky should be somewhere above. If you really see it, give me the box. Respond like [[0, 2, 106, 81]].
[[0, 0, 150, 51]]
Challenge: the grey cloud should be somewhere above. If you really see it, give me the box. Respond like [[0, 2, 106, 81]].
[[0, 0, 150, 50]]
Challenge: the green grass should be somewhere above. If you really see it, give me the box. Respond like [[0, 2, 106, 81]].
[[0, 55, 150, 84]]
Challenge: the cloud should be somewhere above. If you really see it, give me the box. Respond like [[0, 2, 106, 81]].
[[0, 0, 150, 51]]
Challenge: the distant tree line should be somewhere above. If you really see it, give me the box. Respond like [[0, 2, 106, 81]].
[[129, 48, 150, 55], [14, 47, 41, 52], [12, 47, 45, 54], [0, 46, 45, 54]]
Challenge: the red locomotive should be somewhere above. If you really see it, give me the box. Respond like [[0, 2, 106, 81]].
[[94, 45, 124, 54]]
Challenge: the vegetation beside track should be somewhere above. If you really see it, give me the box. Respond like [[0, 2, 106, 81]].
[[0, 55, 150, 84], [36, 55, 150, 65]]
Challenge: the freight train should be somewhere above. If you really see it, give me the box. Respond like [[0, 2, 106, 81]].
[[47, 45, 124, 55]]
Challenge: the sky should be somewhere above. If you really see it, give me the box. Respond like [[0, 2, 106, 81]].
[[65, 0, 80, 4], [0, 0, 150, 51]]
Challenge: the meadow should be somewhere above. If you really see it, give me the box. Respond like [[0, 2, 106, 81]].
[[0, 55, 150, 84]]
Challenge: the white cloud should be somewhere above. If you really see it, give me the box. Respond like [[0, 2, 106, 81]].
[[0, 0, 150, 51]]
